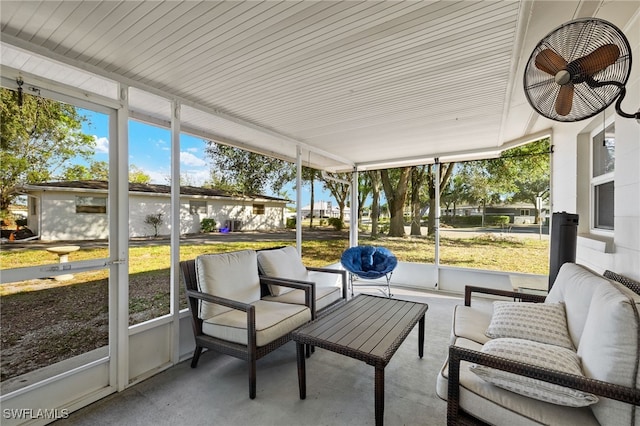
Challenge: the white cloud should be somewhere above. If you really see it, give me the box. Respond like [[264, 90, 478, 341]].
[[180, 151, 206, 167], [94, 136, 109, 154], [146, 169, 170, 185], [181, 169, 211, 186], [187, 147, 198, 153]]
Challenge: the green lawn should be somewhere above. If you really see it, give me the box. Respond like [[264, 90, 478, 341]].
[[0, 233, 548, 382]]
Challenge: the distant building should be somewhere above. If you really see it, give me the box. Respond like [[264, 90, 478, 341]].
[[20, 180, 288, 241], [300, 201, 350, 221]]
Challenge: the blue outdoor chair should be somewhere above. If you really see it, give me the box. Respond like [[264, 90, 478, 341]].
[[340, 245, 398, 298]]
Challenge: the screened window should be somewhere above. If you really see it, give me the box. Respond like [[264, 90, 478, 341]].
[[189, 200, 207, 215], [253, 204, 265, 215], [75, 196, 107, 213], [591, 122, 615, 231]]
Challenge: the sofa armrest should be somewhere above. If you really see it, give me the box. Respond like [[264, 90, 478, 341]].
[[306, 267, 348, 300], [446, 345, 640, 425], [464, 285, 547, 306], [260, 276, 315, 319]]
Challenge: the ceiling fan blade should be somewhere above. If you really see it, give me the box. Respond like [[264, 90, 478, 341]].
[[535, 49, 568, 75], [555, 84, 574, 116], [573, 44, 620, 76]]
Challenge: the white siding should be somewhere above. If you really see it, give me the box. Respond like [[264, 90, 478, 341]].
[[33, 191, 286, 240]]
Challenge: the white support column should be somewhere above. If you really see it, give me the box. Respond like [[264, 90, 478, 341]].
[[350, 168, 359, 247], [115, 84, 129, 391], [434, 158, 441, 289], [170, 100, 181, 364], [296, 146, 303, 254]]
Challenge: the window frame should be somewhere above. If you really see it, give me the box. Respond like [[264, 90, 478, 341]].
[[253, 203, 265, 215], [589, 118, 615, 234], [75, 195, 107, 214], [189, 200, 207, 215]]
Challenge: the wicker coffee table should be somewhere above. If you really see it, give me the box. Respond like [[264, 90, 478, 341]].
[[292, 294, 428, 426]]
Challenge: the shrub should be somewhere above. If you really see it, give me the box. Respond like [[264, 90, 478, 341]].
[[486, 215, 510, 227], [286, 217, 296, 229], [328, 217, 343, 230], [200, 218, 217, 233], [441, 215, 483, 226], [144, 213, 163, 237]]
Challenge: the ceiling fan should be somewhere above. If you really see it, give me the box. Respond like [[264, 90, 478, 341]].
[[523, 18, 639, 123]]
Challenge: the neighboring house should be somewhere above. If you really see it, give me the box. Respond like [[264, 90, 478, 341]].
[[442, 202, 550, 224], [19, 180, 288, 241], [300, 201, 351, 220]]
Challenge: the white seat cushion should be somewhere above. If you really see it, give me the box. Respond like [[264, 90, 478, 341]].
[[257, 246, 310, 296], [202, 300, 311, 347], [196, 250, 261, 318], [263, 286, 342, 311]]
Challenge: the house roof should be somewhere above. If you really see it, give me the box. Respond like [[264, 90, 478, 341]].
[[21, 180, 288, 203], [1, 2, 638, 171]]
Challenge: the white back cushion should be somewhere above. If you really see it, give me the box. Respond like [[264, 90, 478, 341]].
[[577, 281, 640, 426], [546, 263, 608, 348], [257, 246, 309, 296], [195, 250, 261, 319]]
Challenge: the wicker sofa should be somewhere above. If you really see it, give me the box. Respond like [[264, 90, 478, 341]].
[[437, 263, 640, 425]]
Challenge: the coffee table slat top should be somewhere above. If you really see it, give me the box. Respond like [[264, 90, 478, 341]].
[[292, 295, 428, 367]]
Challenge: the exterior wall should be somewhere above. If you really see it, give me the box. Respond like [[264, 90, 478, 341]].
[[129, 194, 172, 238], [552, 14, 640, 280], [38, 190, 109, 241], [31, 191, 286, 240]]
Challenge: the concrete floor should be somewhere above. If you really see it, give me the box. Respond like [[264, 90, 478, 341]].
[[54, 288, 464, 426]]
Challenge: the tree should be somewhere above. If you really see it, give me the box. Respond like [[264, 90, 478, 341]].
[[1, 88, 95, 213], [302, 167, 319, 228], [459, 162, 502, 226], [62, 161, 109, 181], [319, 172, 350, 222], [129, 164, 151, 184], [409, 166, 428, 236], [144, 213, 163, 237], [204, 142, 294, 195], [369, 170, 382, 236], [441, 173, 467, 221], [425, 162, 455, 235], [380, 167, 411, 237], [357, 172, 373, 228], [485, 138, 550, 223]]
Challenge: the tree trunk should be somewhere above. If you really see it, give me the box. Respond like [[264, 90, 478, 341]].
[[410, 167, 423, 236], [427, 163, 455, 236], [309, 178, 315, 229], [371, 171, 381, 236], [381, 167, 411, 237]]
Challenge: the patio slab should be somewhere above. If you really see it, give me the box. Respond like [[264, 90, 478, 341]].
[[55, 289, 467, 425]]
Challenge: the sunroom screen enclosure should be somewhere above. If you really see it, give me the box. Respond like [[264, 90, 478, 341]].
[[1, 1, 639, 425]]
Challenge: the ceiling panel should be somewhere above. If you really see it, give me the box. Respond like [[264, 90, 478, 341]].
[[1, 0, 638, 171]]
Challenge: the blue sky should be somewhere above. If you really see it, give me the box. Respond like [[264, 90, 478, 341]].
[[79, 109, 334, 207]]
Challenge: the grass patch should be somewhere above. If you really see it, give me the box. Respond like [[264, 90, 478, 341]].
[[1, 232, 548, 382]]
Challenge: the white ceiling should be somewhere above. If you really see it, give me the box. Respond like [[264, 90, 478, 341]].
[[1, 1, 638, 171]]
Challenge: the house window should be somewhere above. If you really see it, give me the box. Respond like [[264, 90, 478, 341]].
[[189, 200, 207, 215], [253, 204, 265, 215], [520, 209, 530, 216], [591, 121, 615, 231], [75, 196, 107, 214]]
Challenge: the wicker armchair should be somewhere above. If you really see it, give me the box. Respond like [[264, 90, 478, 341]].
[[180, 250, 313, 399]]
